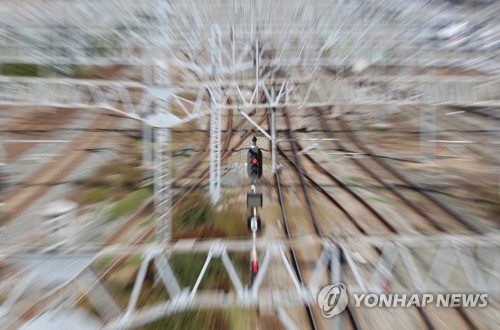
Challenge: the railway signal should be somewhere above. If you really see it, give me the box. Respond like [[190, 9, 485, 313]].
[[247, 137, 262, 181], [247, 137, 263, 282]]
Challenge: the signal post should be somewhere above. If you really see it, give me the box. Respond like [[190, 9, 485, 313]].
[[247, 136, 263, 281]]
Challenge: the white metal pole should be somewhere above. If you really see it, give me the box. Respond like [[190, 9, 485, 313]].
[[154, 126, 172, 243], [152, 61, 173, 243], [209, 97, 222, 204], [209, 27, 222, 204], [271, 108, 276, 173]]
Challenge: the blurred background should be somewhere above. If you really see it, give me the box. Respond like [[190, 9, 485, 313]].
[[0, 0, 499, 329]]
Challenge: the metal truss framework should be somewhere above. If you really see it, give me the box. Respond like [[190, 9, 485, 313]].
[[1, 75, 498, 115], [1, 74, 498, 173], [1, 76, 498, 167], [1, 235, 499, 328]]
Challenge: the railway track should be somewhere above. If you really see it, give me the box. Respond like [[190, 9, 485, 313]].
[[462, 107, 500, 122], [313, 107, 452, 234], [277, 108, 447, 329], [278, 111, 395, 236], [334, 112, 484, 234], [309, 108, 480, 328], [2, 112, 125, 223], [275, 109, 386, 329], [273, 146, 320, 330], [2, 107, 77, 161], [274, 169, 322, 330], [437, 110, 499, 166]]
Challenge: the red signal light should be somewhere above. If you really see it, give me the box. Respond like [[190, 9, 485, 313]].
[[252, 260, 259, 273], [247, 147, 262, 180]]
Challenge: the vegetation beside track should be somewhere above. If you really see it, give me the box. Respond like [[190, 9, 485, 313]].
[[108, 187, 152, 221], [72, 151, 145, 205], [173, 191, 249, 239]]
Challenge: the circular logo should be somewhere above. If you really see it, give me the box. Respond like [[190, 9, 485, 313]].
[[317, 283, 348, 318]]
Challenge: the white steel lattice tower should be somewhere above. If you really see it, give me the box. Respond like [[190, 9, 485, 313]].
[[208, 27, 223, 203], [152, 61, 173, 243]]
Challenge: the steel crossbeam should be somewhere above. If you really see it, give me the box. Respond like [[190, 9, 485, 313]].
[[2, 235, 499, 329], [1, 76, 498, 122]]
